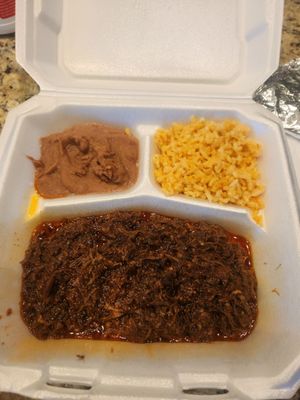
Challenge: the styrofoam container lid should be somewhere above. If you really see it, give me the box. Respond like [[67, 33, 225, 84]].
[[16, 0, 283, 97]]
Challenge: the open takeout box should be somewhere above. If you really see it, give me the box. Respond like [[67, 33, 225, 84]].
[[1, 0, 300, 399]]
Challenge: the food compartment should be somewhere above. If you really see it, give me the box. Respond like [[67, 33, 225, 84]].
[[1, 191, 300, 400], [0, 193, 268, 350], [0, 102, 152, 224], [150, 114, 265, 225]]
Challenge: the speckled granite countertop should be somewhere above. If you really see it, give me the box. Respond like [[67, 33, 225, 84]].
[[0, 1, 299, 400]]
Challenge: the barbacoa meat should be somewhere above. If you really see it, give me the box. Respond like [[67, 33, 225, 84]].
[[20, 211, 257, 342]]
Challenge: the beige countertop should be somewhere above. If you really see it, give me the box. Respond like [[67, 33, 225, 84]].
[[0, 1, 299, 399]]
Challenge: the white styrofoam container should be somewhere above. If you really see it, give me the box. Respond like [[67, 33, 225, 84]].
[[1, 1, 300, 399]]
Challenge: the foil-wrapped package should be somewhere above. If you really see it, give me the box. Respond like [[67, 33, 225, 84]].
[[253, 58, 300, 139]]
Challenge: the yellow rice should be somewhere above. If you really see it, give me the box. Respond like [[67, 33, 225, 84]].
[[153, 117, 265, 224]]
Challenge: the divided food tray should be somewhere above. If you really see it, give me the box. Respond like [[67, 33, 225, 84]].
[[2, 0, 300, 399], [1, 96, 300, 400]]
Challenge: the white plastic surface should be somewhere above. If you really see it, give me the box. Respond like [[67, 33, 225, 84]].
[[16, 0, 283, 96], [287, 135, 300, 191], [1, 95, 300, 400]]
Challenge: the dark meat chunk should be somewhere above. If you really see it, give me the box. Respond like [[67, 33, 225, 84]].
[[20, 212, 257, 342]]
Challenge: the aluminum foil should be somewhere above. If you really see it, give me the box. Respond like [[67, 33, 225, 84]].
[[253, 58, 300, 139]]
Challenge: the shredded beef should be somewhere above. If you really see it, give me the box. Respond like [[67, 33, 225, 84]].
[[20, 211, 257, 342]]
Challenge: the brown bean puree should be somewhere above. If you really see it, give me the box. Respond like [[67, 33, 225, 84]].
[[21, 211, 257, 342], [29, 123, 139, 197]]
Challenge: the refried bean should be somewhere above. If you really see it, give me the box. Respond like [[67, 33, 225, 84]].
[[20, 211, 257, 343], [28, 123, 139, 198]]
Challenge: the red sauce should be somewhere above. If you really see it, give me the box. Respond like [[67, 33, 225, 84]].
[[228, 233, 252, 269]]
